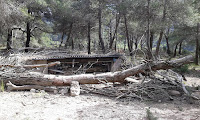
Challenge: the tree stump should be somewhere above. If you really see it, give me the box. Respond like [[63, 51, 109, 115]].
[[70, 81, 80, 96]]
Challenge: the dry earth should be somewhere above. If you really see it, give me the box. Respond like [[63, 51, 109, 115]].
[[0, 77, 200, 120]]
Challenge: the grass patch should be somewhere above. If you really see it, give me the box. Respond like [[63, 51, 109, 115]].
[[0, 80, 4, 92], [173, 64, 189, 73], [146, 108, 158, 120]]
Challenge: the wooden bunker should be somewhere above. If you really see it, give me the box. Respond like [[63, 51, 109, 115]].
[[32, 53, 122, 75]]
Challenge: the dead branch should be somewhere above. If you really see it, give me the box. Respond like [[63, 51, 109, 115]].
[[6, 81, 56, 92], [0, 61, 60, 68]]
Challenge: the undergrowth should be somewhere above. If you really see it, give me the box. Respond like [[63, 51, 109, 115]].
[[146, 108, 158, 120], [173, 64, 189, 73], [1, 80, 4, 92]]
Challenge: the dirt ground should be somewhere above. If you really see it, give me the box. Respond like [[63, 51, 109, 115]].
[[0, 77, 200, 120]]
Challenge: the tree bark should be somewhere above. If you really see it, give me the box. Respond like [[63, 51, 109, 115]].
[[155, 0, 167, 57], [173, 43, 179, 57], [146, 0, 152, 59], [109, 19, 112, 46], [124, 14, 132, 56], [98, 3, 105, 53], [134, 36, 139, 50], [3, 55, 194, 86], [109, 14, 120, 49], [6, 29, 12, 50], [115, 40, 117, 51], [25, 9, 31, 53], [59, 31, 65, 48], [71, 37, 74, 50], [165, 33, 171, 55], [87, 21, 91, 54], [65, 22, 73, 48], [195, 23, 199, 65], [150, 31, 154, 50], [155, 31, 164, 56], [179, 41, 182, 55]]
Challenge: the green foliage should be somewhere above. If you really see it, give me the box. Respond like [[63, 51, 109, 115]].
[[0, 80, 4, 92], [146, 108, 158, 120], [173, 64, 189, 73], [39, 33, 57, 48], [0, 0, 200, 55]]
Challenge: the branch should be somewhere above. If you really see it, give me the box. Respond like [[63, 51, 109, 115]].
[[0, 61, 60, 68], [11, 27, 26, 33]]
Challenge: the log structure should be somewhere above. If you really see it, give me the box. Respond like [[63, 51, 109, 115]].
[[31, 53, 122, 74], [2, 55, 194, 86]]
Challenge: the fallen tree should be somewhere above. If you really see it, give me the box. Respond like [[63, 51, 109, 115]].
[[1, 55, 194, 86], [0, 61, 60, 68]]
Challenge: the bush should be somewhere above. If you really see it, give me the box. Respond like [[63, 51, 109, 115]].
[[173, 64, 189, 73]]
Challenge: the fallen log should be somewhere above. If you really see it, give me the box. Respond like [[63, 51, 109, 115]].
[[2, 55, 194, 86], [6, 81, 57, 92], [0, 61, 60, 68], [6, 81, 45, 91]]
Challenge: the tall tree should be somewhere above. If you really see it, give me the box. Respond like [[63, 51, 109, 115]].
[[195, 23, 199, 65], [98, 0, 106, 53], [0, 0, 23, 50], [155, 0, 167, 57]]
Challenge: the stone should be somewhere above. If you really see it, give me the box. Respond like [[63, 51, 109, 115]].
[[70, 81, 80, 97], [191, 92, 200, 99], [40, 90, 46, 93], [30, 88, 36, 93], [59, 88, 69, 95], [168, 90, 181, 96], [54, 89, 58, 94]]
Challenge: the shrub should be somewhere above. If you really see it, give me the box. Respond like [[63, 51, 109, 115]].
[[173, 64, 189, 73]]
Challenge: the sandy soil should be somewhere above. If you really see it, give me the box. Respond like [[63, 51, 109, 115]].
[[0, 77, 200, 120]]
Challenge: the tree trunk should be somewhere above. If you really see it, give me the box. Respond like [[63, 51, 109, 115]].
[[98, 3, 105, 53], [25, 9, 31, 53], [150, 31, 154, 50], [155, 31, 164, 56], [195, 23, 199, 65], [109, 19, 112, 47], [6, 29, 12, 50], [59, 32, 65, 48], [124, 14, 132, 56], [109, 14, 120, 49], [179, 41, 182, 55], [134, 36, 139, 50], [124, 38, 126, 51], [165, 34, 171, 55], [3, 55, 194, 86], [71, 37, 74, 50], [146, 0, 152, 59], [65, 23, 73, 48], [115, 40, 117, 52], [155, 0, 167, 57], [87, 21, 91, 54], [173, 43, 179, 57]]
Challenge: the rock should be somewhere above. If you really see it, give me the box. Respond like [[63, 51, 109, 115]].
[[30, 88, 36, 93], [191, 92, 200, 99], [168, 90, 181, 96], [54, 89, 58, 94], [40, 90, 46, 93], [70, 81, 80, 97], [59, 88, 69, 95]]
